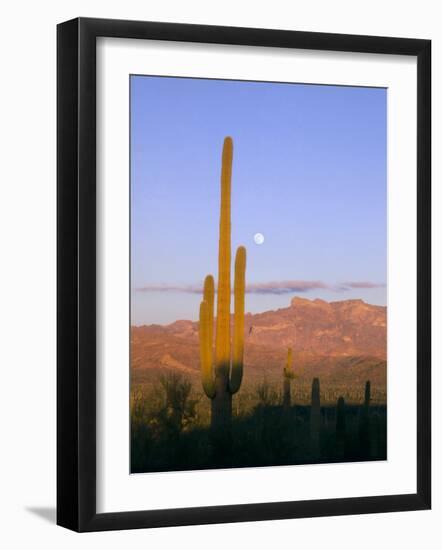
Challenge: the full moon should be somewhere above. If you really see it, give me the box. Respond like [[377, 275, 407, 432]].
[[254, 233, 265, 245]]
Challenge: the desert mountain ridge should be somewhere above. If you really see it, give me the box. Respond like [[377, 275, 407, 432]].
[[131, 297, 387, 390]]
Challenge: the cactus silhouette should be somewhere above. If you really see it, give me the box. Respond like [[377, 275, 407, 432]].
[[282, 347, 295, 410], [358, 380, 371, 457], [310, 377, 321, 457], [336, 396, 346, 458], [364, 380, 371, 408], [199, 137, 246, 434]]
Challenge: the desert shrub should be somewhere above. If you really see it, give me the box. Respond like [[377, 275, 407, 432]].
[[131, 374, 387, 473], [157, 371, 198, 437], [255, 378, 279, 407]]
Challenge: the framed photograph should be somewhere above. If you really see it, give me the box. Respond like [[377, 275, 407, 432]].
[[57, 17, 431, 532]]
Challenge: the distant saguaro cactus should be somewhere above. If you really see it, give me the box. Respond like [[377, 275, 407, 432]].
[[358, 380, 371, 457], [282, 347, 295, 410], [310, 377, 321, 457], [364, 380, 371, 408], [199, 137, 247, 434], [336, 396, 346, 458]]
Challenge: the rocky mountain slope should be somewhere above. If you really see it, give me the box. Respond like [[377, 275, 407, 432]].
[[131, 297, 387, 392]]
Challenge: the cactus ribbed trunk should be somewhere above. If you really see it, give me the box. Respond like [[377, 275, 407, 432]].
[[215, 137, 232, 378], [359, 380, 371, 457], [198, 137, 246, 442], [211, 385, 232, 432], [364, 380, 371, 408], [336, 396, 346, 458], [213, 137, 233, 431], [199, 277, 215, 399], [283, 378, 291, 409], [310, 377, 321, 457], [282, 347, 294, 410], [231, 247, 246, 393]]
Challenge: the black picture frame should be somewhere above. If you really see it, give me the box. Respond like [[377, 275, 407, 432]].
[[57, 17, 431, 532]]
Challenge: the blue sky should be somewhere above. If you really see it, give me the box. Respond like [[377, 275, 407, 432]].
[[131, 76, 386, 325]]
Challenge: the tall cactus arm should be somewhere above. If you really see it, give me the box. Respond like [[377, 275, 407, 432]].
[[203, 275, 215, 350], [312, 377, 320, 408], [230, 245, 246, 394], [215, 137, 233, 376], [199, 299, 216, 398]]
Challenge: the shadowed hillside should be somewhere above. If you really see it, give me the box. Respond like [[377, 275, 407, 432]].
[[131, 297, 386, 401]]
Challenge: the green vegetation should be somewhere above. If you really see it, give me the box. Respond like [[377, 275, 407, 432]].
[[131, 374, 387, 473]]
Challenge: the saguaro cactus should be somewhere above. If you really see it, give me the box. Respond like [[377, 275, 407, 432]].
[[282, 347, 295, 410], [310, 377, 321, 457], [364, 380, 371, 408], [336, 396, 346, 458], [199, 137, 247, 433], [358, 380, 371, 457]]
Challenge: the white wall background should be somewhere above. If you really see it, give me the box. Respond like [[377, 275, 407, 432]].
[[0, 0, 439, 547]]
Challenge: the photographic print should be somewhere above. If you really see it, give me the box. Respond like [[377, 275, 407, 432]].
[[130, 75, 387, 474]]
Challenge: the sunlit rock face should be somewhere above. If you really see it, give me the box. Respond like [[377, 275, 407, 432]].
[[131, 297, 387, 392]]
